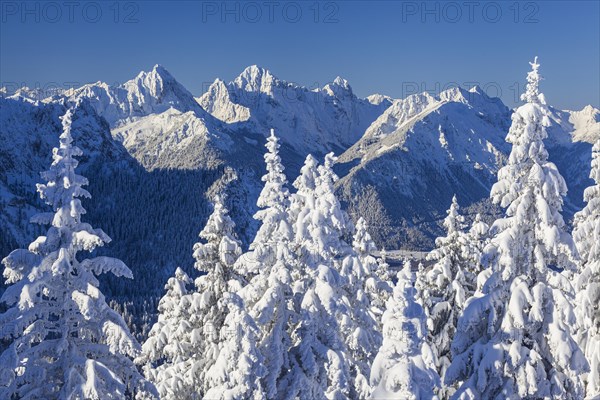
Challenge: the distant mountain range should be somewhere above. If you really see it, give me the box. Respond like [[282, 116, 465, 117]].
[[1, 65, 598, 297]]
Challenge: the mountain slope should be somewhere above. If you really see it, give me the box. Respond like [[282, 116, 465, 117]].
[[197, 65, 392, 155], [336, 87, 598, 249]]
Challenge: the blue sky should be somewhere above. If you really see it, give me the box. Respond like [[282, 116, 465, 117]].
[[1, 1, 598, 109]]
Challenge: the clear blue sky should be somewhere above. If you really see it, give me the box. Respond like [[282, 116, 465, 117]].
[[1, 1, 598, 109]]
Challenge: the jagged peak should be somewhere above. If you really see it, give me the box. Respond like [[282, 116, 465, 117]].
[[130, 64, 177, 87], [333, 76, 351, 89], [323, 76, 354, 98], [233, 65, 279, 92], [578, 104, 599, 115]]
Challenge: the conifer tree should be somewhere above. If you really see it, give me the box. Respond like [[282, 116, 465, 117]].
[[0, 109, 157, 399], [238, 130, 297, 399], [204, 293, 267, 400], [139, 196, 244, 398], [285, 153, 353, 399], [573, 139, 600, 398], [137, 268, 193, 399], [370, 262, 439, 399], [415, 195, 471, 394], [341, 217, 391, 398], [446, 58, 587, 399], [462, 213, 490, 295]]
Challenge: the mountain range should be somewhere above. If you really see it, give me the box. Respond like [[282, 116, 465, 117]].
[[1, 64, 598, 299]]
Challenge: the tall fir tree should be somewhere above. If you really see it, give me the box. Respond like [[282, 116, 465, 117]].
[[139, 195, 244, 398], [573, 139, 600, 398], [285, 153, 353, 399], [188, 195, 245, 394], [370, 262, 440, 399], [415, 195, 472, 396], [446, 58, 588, 399], [461, 213, 490, 296], [238, 130, 298, 399], [0, 108, 157, 399], [136, 268, 193, 399], [204, 293, 267, 400], [341, 217, 390, 398]]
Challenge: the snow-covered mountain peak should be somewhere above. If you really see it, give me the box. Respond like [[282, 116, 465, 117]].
[[198, 66, 391, 154], [232, 65, 279, 94], [468, 84, 484, 94], [121, 64, 199, 112], [1, 86, 66, 103], [333, 76, 349, 88], [196, 78, 251, 123], [125, 64, 178, 98], [564, 104, 599, 143], [57, 65, 206, 128], [323, 76, 354, 98]]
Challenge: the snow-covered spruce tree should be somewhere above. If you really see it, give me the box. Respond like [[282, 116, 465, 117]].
[[353, 218, 392, 313], [376, 248, 392, 286], [204, 293, 266, 400], [415, 195, 472, 394], [573, 139, 600, 398], [313, 153, 353, 259], [0, 109, 157, 400], [283, 152, 353, 399], [446, 58, 588, 399], [370, 262, 440, 399], [188, 195, 245, 394], [289, 154, 320, 247], [340, 217, 391, 398], [461, 213, 490, 295], [139, 196, 244, 398], [136, 268, 193, 399], [237, 129, 297, 399]]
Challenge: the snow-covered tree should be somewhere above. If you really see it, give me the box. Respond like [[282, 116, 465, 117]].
[[237, 130, 297, 399], [136, 268, 193, 399], [340, 217, 391, 398], [283, 153, 353, 399], [140, 195, 244, 398], [415, 195, 472, 393], [313, 153, 353, 258], [573, 139, 600, 398], [376, 249, 392, 285], [370, 262, 440, 399], [250, 129, 293, 257], [188, 195, 245, 394], [0, 109, 157, 399], [204, 293, 266, 400], [289, 154, 320, 246], [353, 218, 392, 312], [446, 57, 587, 399], [462, 213, 490, 295]]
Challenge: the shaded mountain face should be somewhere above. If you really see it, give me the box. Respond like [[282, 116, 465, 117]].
[[1, 65, 598, 297]]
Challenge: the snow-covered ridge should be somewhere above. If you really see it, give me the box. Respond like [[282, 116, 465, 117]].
[[568, 104, 600, 143], [197, 65, 392, 154], [47, 64, 211, 128]]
